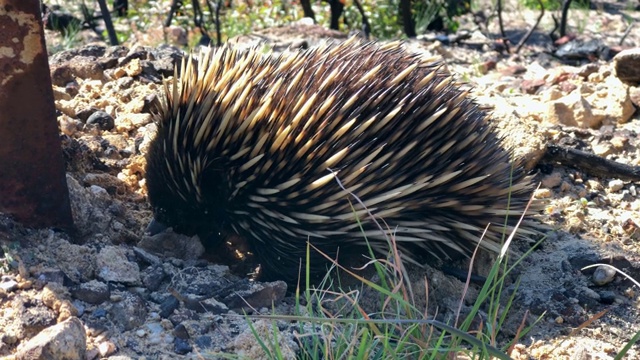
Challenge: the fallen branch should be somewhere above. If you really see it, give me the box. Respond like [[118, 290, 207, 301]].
[[544, 145, 640, 181]]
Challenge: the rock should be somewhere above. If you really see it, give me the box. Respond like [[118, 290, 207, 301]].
[[166, 26, 188, 47], [577, 63, 600, 79], [65, 81, 80, 97], [51, 239, 96, 284], [138, 232, 205, 260], [86, 111, 115, 131], [71, 280, 110, 304], [608, 179, 625, 193], [0, 279, 18, 292], [174, 337, 192, 355], [41, 286, 79, 322], [544, 73, 635, 128], [133, 247, 161, 266], [123, 58, 143, 77], [50, 57, 105, 87], [613, 48, 640, 85], [541, 172, 562, 189], [15, 317, 86, 360], [534, 188, 553, 199], [115, 113, 153, 132], [109, 292, 147, 331], [98, 340, 117, 357], [500, 64, 527, 76], [66, 175, 114, 238], [592, 265, 616, 286], [172, 323, 190, 339], [141, 265, 166, 292], [96, 246, 141, 285], [222, 281, 287, 311], [545, 92, 601, 128], [35, 269, 67, 286], [520, 78, 545, 94], [194, 335, 212, 349], [159, 296, 180, 318], [82, 173, 127, 196], [52, 86, 72, 101], [599, 291, 617, 304], [630, 86, 640, 108], [587, 75, 636, 125], [144, 322, 174, 345]]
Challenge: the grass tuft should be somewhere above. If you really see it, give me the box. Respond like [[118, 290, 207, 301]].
[[244, 176, 547, 359]]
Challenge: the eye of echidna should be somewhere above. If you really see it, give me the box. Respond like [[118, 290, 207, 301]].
[[144, 39, 538, 283]]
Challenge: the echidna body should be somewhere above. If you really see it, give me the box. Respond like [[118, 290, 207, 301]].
[[145, 39, 536, 282]]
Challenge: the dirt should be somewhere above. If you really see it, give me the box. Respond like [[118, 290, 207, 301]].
[[1, 0, 640, 359]]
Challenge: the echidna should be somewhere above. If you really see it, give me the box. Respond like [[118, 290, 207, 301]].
[[145, 39, 537, 282]]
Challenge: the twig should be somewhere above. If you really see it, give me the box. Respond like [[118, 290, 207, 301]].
[[620, 22, 634, 46], [549, 14, 559, 40], [165, 0, 182, 27], [215, 0, 222, 46], [496, 0, 505, 37], [352, 0, 371, 38], [544, 145, 640, 181], [496, 0, 509, 52], [515, 0, 544, 53], [559, 0, 572, 37]]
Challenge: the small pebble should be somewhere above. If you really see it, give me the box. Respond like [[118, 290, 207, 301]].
[[174, 337, 193, 355], [159, 295, 180, 318], [86, 110, 115, 131], [592, 265, 616, 286], [534, 188, 553, 199], [599, 291, 616, 304], [195, 335, 212, 349], [98, 340, 117, 357], [0, 280, 18, 292], [542, 172, 562, 189], [608, 179, 624, 193], [92, 308, 107, 318], [173, 323, 190, 339]]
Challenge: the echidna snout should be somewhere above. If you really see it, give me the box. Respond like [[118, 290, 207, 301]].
[[144, 39, 537, 282]]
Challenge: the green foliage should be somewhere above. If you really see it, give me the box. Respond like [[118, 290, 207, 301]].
[[342, 0, 404, 39], [242, 190, 546, 359], [521, 0, 561, 10], [520, 0, 591, 11], [413, 0, 446, 33], [222, 0, 303, 40], [45, 0, 470, 48], [46, 20, 84, 55], [412, 0, 469, 33]]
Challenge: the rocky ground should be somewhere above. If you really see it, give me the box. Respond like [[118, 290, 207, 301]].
[[1, 0, 640, 359]]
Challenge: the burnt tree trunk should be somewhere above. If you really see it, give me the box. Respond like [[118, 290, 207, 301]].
[[0, 0, 74, 230], [328, 0, 344, 30], [400, 0, 416, 37], [300, 0, 316, 22]]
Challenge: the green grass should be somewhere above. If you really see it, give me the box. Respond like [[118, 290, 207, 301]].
[[250, 236, 544, 358], [520, 0, 590, 11], [238, 183, 548, 359], [45, 19, 84, 55]]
